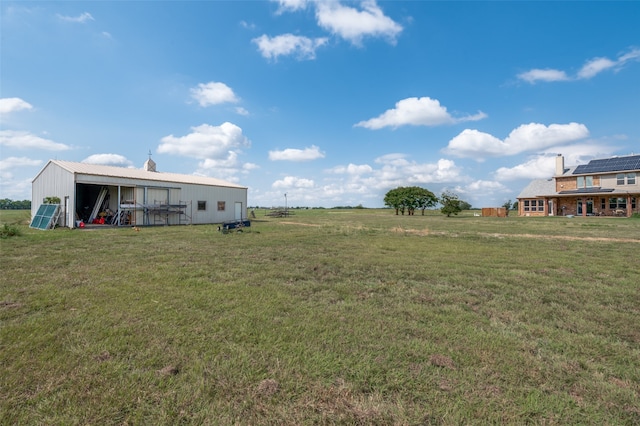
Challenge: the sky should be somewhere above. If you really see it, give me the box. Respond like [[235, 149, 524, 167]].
[[1, 0, 639, 208]]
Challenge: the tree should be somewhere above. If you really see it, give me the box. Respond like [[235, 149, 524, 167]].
[[440, 191, 463, 217], [384, 186, 437, 215], [502, 199, 512, 217], [459, 200, 472, 211], [384, 187, 405, 215], [409, 186, 438, 215]]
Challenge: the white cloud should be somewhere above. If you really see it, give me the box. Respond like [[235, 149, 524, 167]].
[[271, 0, 308, 13], [0, 156, 42, 174], [190, 82, 239, 107], [243, 162, 260, 171], [198, 152, 240, 170], [517, 69, 569, 84], [0, 176, 32, 200], [273, 176, 315, 189], [354, 97, 486, 129], [82, 154, 133, 167], [0, 130, 71, 151], [494, 156, 557, 181], [158, 122, 250, 160], [315, 0, 402, 45], [494, 143, 619, 181], [56, 12, 94, 23], [327, 163, 373, 175], [269, 145, 325, 161], [519, 47, 640, 83], [0, 97, 33, 114], [240, 20, 256, 30], [444, 122, 589, 160], [454, 180, 508, 200], [253, 34, 328, 60], [361, 154, 465, 190], [235, 107, 249, 116], [577, 57, 617, 79]]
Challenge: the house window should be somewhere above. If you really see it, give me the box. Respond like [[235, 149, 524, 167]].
[[628, 173, 636, 185], [617, 198, 627, 209], [610, 198, 627, 209], [632, 197, 637, 209], [601, 198, 606, 210], [617, 174, 625, 185], [217, 201, 226, 211], [576, 176, 594, 188], [523, 200, 543, 212], [197, 201, 206, 211]]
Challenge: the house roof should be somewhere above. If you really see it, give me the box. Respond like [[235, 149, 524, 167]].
[[38, 160, 247, 189], [517, 179, 555, 199], [573, 154, 640, 175]]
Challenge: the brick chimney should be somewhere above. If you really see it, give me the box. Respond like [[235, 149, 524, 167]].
[[555, 154, 565, 176]]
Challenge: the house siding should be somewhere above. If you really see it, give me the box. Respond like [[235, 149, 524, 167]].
[[517, 155, 640, 218]]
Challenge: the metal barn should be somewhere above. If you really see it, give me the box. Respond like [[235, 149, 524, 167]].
[[31, 159, 248, 229]]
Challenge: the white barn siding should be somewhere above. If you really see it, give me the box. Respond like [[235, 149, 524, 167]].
[[31, 162, 76, 227], [32, 160, 248, 228], [181, 184, 247, 224]]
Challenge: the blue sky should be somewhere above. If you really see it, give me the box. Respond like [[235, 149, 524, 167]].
[[1, 0, 639, 208]]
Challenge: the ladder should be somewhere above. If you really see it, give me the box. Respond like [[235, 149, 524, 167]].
[[89, 186, 108, 222]]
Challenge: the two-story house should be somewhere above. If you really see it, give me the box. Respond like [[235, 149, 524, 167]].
[[517, 154, 640, 217]]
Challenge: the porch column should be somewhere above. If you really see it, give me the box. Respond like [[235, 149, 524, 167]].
[[628, 194, 632, 217]]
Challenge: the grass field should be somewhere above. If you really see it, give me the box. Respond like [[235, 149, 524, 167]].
[[1, 209, 639, 424]]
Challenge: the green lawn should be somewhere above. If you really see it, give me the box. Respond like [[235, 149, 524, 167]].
[[1, 209, 639, 424]]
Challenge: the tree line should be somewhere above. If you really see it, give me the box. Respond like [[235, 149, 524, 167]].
[[384, 186, 471, 217], [0, 199, 31, 210]]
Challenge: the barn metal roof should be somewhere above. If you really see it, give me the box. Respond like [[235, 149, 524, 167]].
[[46, 160, 247, 189]]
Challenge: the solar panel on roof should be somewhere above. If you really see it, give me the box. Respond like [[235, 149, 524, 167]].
[[573, 155, 640, 174], [30, 204, 60, 230]]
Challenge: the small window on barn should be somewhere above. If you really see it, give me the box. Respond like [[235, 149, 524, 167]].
[[197, 201, 206, 211], [217, 201, 225, 211]]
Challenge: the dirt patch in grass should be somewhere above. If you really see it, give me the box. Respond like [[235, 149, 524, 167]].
[[157, 365, 179, 376], [278, 221, 322, 227], [429, 354, 456, 370], [476, 232, 639, 243], [94, 351, 112, 362], [256, 379, 279, 397], [279, 221, 638, 243]]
